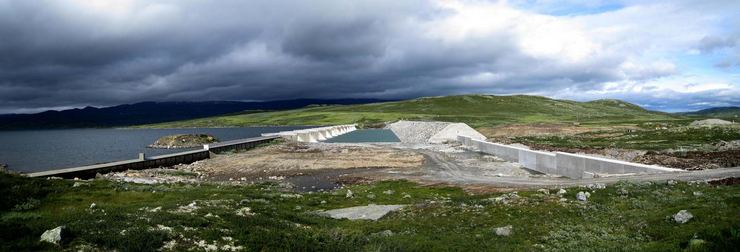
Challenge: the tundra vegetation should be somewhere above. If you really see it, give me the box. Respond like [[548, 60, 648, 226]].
[[1, 173, 738, 251]]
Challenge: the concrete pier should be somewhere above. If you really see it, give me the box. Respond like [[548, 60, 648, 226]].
[[458, 135, 681, 179], [263, 124, 357, 142]]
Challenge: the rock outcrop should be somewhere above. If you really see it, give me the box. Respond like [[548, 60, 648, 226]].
[[148, 134, 219, 149], [40, 226, 66, 245]]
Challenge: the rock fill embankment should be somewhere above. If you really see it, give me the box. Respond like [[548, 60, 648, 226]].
[[385, 120, 485, 143]]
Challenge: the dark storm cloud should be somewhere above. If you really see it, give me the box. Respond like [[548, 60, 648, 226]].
[[0, 0, 737, 113]]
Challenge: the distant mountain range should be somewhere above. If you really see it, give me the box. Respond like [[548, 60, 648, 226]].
[[0, 99, 387, 130], [679, 106, 740, 118]]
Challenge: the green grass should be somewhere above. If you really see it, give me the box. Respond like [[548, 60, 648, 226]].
[[513, 125, 740, 151], [2, 173, 738, 251], [138, 95, 682, 129]]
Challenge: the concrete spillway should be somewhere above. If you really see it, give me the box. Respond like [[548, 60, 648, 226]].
[[262, 124, 358, 143]]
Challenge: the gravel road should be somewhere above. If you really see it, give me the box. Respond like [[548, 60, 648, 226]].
[[383, 145, 740, 189]]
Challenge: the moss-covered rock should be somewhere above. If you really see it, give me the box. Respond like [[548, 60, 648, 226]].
[[148, 134, 218, 149]]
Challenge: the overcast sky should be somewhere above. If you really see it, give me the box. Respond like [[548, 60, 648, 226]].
[[1, 0, 738, 113]]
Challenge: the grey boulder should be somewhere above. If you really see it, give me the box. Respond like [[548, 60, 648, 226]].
[[673, 210, 693, 224], [494, 225, 513, 236]]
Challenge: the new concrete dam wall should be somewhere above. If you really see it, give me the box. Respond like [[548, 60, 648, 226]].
[[262, 124, 357, 142], [457, 135, 681, 179]]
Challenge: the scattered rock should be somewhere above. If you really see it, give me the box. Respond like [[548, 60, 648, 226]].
[[667, 180, 677, 185], [576, 192, 589, 202], [89, 203, 97, 209], [489, 192, 521, 205], [587, 183, 606, 190], [383, 190, 395, 195], [279, 193, 303, 199], [493, 225, 512, 236], [235, 207, 254, 216], [319, 204, 406, 221], [673, 210, 693, 224], [320, 200, 327, 204], [40, 226, 65, 245], [174, 202, 199, 214], [556, 189, 567, 196], [374, 230, 394, 237], [617, 188, 629, 197], [537, 189, 549, 195], [367, 193, 376, 199], [346, 190, 354, 198], [693, 191, 703, 196]]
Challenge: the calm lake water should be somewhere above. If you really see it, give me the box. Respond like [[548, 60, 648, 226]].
[[0, 127, 309, 173], [324, 129, 400, 143]]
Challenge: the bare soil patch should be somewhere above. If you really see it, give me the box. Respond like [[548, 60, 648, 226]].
[[178, 142, 424, 181]]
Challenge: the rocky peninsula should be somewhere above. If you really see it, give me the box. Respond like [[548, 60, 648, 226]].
[[148, 134, 219, 149]]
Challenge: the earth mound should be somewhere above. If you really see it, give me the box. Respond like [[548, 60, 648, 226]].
[[689, 119, 734, 126], [148, 134, 219, 149]]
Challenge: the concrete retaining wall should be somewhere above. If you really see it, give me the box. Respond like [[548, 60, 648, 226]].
[[555, 152, 680, 178], [26, 136, 279, 179], [457, 135, 680, 179]]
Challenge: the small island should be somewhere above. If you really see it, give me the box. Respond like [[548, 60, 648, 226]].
[[148, 134, 219, 149]]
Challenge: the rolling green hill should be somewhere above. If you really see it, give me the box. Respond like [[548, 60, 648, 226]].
[[680, 106, 740, 120], [139, 94, 681, 128]]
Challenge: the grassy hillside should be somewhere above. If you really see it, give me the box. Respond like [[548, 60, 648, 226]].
[[2, 173, 739, 251], [140, 95, 681, 128]]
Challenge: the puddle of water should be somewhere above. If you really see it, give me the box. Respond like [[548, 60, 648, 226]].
[[284, 168, 377, 192]]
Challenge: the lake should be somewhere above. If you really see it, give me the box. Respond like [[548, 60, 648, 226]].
[[0, 127, 309, 173], [324, 129, 400, 143]]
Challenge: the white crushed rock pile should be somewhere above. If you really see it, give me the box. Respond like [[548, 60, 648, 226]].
[[386, 120, 485, 144], [690, 119, 734, 126], [386, 121, 451, 143]]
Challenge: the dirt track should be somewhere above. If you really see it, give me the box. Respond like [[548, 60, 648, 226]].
[[385, 147, 740, 189]]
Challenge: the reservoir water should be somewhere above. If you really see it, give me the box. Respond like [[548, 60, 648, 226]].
[[0, 127, 309, 173], [324, 129, 400, 143]]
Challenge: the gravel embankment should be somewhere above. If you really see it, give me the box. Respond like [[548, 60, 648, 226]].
[[386, 120, 451, 143]]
